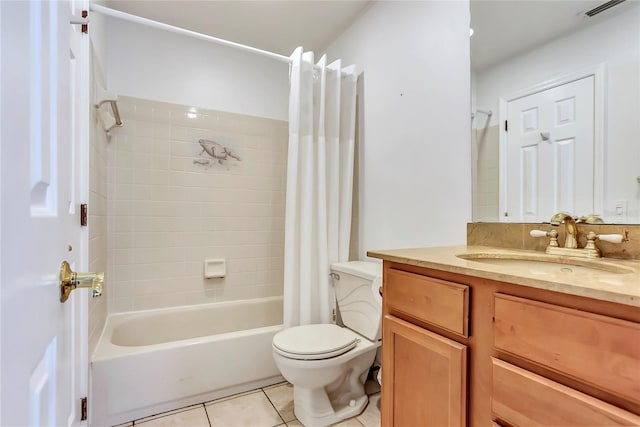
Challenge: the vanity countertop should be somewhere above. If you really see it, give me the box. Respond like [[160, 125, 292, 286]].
[[367, 246, 640, 307]]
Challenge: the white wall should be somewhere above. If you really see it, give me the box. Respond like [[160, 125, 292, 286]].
[[475, 7, 640, 222], [103, 16, 289, 121], [324, 1, 472, 258]]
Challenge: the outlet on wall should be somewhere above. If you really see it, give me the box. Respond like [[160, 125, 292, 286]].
[[614, 200, 627, 223]]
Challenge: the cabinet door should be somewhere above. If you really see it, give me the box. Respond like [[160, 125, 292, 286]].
[[382, 314, 467, 427]]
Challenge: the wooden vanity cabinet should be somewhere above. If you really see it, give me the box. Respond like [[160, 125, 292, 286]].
[[381, 267, 470, 427], [379, 260, 640, 427]]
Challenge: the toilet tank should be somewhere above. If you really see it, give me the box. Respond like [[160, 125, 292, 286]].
[[331, 261, 382, 341]]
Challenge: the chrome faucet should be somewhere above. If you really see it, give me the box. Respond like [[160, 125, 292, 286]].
[[549, 212, 578, 249]]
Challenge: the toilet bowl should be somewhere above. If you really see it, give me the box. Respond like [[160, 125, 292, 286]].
[[272, 261, 382, 427]]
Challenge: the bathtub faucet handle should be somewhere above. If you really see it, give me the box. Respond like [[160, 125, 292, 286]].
[[59, 260, 104, 303]]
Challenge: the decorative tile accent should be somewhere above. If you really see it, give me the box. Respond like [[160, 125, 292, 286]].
[[205, 390, 284, 427], [194, 138, 243, 170]]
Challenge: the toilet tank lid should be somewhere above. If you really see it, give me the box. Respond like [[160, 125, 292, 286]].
[[331, 261, 381, 280]]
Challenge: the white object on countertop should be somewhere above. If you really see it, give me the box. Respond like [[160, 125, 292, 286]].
[[204, 259, 226, 278]]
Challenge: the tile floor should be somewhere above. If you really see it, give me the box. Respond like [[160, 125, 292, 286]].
[[112, 382, 380, 427]]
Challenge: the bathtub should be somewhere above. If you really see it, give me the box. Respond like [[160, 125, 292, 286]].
[[90, 296, 284, 427]]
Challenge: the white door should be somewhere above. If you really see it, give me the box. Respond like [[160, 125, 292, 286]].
[[1, 1, 90, 426], [505, 76, 595, 222]]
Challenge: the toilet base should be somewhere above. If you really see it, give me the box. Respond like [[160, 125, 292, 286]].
[[294, 392, 368, 427]]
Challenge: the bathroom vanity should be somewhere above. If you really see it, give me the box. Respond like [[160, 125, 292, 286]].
[[368, 246, 640, 427]]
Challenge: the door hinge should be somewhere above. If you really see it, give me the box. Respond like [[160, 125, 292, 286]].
[[81, 397, 88, 421], [504, 120, 508, 132], [70, 10, 89, 33], [80, 204, 87, 227], [82, 10, 88, 34]]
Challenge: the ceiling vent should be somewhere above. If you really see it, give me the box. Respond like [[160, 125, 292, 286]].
[[584, 0, 626, 17]]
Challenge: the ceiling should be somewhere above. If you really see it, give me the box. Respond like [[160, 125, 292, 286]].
[[471, 0, 638, 71], [98, 0, 636, 70], [99, 0, 372, 56]]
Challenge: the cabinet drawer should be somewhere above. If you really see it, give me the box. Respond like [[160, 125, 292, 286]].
[[386, 268, 469, 336], [492, 358, 640, 426], [494, 294, 640, 405]]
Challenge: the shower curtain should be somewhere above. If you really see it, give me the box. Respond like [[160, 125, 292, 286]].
[[283, 47, 358, 327]]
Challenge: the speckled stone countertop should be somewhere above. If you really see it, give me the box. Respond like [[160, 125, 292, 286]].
[[367, 246, 640, 307]]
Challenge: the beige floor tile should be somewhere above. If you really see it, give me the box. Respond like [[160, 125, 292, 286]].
[[263, 382, 295, 422], [262, 381, 288, 391], [112, 423, 133, 427], [331, 417, 364, 427], [287, 416, 363, 427], [206, 390, 283, 427], [205, 388, 261, 405], [356, 393, 380, 427], [134, 404, 203, 424], [135, 406, 210, 427]]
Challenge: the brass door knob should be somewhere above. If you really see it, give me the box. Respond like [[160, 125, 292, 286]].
[[59, 260, 103, 303]]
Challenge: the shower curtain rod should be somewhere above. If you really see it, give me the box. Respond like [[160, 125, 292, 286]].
[[90, 4, 293, 64]]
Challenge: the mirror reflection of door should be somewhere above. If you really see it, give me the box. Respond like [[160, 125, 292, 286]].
[[505, 76, 595, 222]]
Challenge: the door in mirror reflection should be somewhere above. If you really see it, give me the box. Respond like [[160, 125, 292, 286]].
[[505, 76, 594, 222]]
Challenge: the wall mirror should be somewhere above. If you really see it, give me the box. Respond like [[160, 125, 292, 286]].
[[470, 0, 640, 224]]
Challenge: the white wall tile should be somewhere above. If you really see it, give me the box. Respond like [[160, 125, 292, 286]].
[[107, 96, 286, 312]]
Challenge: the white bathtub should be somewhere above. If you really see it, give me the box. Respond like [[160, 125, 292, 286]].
[[90, 297, 284, 427]]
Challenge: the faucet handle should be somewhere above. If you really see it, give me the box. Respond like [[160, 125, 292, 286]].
[[530, 230, 548, 238], [592, 233, 625, 243], [584, 232, 626, 258], [530, 229, 559, 247]]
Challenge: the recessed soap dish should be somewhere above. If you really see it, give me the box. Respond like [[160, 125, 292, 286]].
[[204, 259, 226, 278]]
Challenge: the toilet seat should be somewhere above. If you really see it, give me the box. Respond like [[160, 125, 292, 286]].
[[273, 324, 360, 360]]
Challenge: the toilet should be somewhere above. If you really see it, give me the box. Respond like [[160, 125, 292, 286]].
[[272, 261, 382, 427]]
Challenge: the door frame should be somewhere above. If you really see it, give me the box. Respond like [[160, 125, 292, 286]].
[[72, 0, 91, 423], [498, 64, 605, 222]]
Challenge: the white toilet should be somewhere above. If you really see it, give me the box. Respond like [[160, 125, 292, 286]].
[[272, 261, 382, 427]]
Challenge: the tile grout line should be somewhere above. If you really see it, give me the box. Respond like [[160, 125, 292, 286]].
[[129, 403, 203, 426], [261, 387, 287, 426], [202, 403, 213, 427]]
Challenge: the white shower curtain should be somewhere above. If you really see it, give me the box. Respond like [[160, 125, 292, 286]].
[[283, 47, 358, 328]]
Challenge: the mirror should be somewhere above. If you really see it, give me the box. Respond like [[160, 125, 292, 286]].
[[470, 0, 640, 224]]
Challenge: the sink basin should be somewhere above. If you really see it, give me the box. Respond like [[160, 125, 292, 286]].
[[456, 253, 636, 275]]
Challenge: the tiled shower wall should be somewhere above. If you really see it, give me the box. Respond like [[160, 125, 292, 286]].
[[89, 53, 109, 355], [474, 125, 499, 221], [107, 96, 287, 312]]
